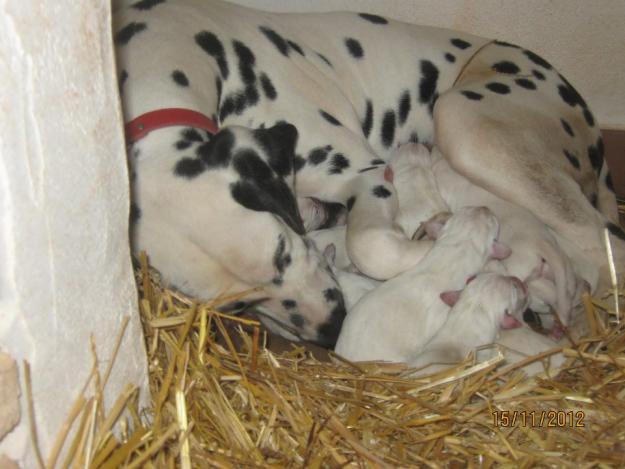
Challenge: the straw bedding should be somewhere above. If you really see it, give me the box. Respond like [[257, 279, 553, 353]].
[[32, 249, 625, 468]]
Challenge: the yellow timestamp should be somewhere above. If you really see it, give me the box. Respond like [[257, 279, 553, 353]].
[[492, 410, 585, 428]]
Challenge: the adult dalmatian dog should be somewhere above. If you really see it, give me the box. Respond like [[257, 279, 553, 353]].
[[114, 0, 624, 348]]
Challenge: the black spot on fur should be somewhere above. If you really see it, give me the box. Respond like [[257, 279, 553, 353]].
[[587, 138, 604, 173], [197, 129, 234, 168], [515, 78, 536, 90], [259, 73, 277, 100], [309, 146, 332, 165], [195, 31, 229, 78], [524, 49, 552, 70], [428, 92, 439, 115], [486, 82, 511, 94], [492, 61, 520, 74], [317, 290, 346, 348], [358, 166, 379, 174], [372, 185, 392, 198], [175, 140, 192, 150], [254, 123, 299, 177], [358, 13, 388, 24], [115, 22, 147, 45], [445, 53, 456, 63], [494, 40, 520, 48], [320, 110, 342, 126], [398, 91, 411, 125], [450, 38, 471, 49], [129, 203, 141, 223], [606, 172, 615, 192], [324, 288, 341, 302], [346, 196, 356, 212], [563, 149, 580, 169], [293, 155, 306, 173], [273, 236, 292, 275], [329, 154, 350, 175], [380, 110, 396, 148], [131, 0, 165, 10], [561, 119, 574, 137], [607, 222, 625, 241], [370, 159, 385, 165], [290, 313, 305, 328], [287, 40, 305, 56], [532, 69, 546, 80], [182, 128, 204, 142], [219, 96, 236, 122], [174, 157, 205, 179], [233, 149, 272, 179], [345, 38, 364, 59], [409, 132, 419, 143], [172, 70, 189, 86], [557, 73, 588, 109], [461, 90, 484, 101], [362, 100, 374, 138], [583, 108, 595, 127], [259, 26, 289, 56], [233, 40, 256, 84], [419, 60, 439, 105], [215, 77, 223, 107], [244, 85, 260, 106], [316, 52, 332, 67], [119, 70, 128, 89], [231, 153, 305, 235]]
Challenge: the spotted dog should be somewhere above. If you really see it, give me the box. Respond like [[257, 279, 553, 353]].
[[114, 0, 623, 347]]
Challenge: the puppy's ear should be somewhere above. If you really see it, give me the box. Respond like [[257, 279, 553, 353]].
[[323, 243, 337, 265], [491, 241, 511, 260], [423, 211, 452, 240], [440, 290, 462, 307], [500, 313, 522, 329]]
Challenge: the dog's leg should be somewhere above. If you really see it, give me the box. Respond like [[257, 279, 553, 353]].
[[434, 86, 625, 293]]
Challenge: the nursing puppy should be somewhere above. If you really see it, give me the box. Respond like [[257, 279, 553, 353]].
[[496, 325, 568, 376], [411, 273, 529, 371], [429, 147, 583, 329], [335, 206, 511, 363], [388, 142, 449, 238]]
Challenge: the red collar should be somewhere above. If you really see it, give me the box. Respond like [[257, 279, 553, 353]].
[[124, 108, 219, 144]]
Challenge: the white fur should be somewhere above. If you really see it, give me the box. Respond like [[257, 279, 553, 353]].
[[335, 206, 504, 363], [388, 143, 449, 237], [411, 273, 529, 371], [495, 325, 567, 376], [429, 147, 583, 326]]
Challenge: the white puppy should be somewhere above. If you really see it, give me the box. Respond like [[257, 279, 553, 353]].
[[335, 206, 511, 363], [411, 273, 529, 371], [496, 325, 567, 376], [429, 147, 583, 329], [388, 143, 449, 238]]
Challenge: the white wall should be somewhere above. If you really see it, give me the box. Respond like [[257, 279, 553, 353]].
[[0, 0, 148, 465], [230, 0, 625, 129]]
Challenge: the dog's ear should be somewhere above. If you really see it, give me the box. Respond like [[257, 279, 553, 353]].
[[323, 243, 337, 265], [440, 289, 462, 307], [254, 122, 299, 177], [423, 211, 452, 240], [491, 241, 512, 260], [500, 313, 522, 329]]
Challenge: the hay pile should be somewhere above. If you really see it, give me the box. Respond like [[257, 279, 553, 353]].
[[34, 252, 625, 467]]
